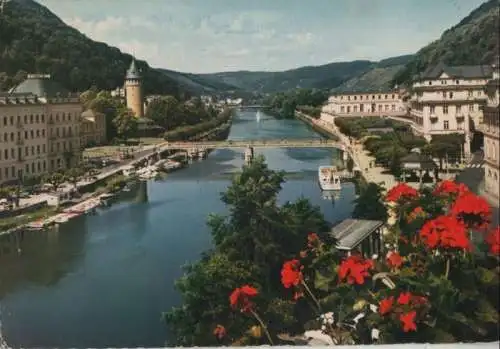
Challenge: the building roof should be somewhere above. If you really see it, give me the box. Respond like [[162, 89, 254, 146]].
[[401, 152, 438, 170], [126, 59, 141, 80], [328, 219, 384, 251], [9, 74, 70, 97], [420, 62, 493, 80]]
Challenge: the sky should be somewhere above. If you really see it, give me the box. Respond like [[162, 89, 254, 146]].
[[37, 0, 487, 74]]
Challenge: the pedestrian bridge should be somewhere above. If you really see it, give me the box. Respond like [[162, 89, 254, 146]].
[[160, 139, 345, 150]]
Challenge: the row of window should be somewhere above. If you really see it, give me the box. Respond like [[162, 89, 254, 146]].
[[485, 140, 498, 162], [412, 103, 479, 113], [414, 117, 464, 130], [340, 104, 398, 113], [1, 126, 79, 143], [426, 79, 485, 86], [0, 141, 77, 161], [0, 158, 63, 181], [2, 112, 75, 126], [340, 94, 397, 101]]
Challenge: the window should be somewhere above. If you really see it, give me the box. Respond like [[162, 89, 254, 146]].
[[457, 122, 463, 130], [430, 106, 435, 114], [442, 91, 447, 98], [354, 96, 357, 101], [449, 92, 453, 99], [469, 104, 474, 112], [443, 105, 448, 114], [468, 91, 473, 97], [340, 106, 345, 113], [360, 96, 363, 100], [347, 106, 351, 113], [444, 121, 449, 129], [428, 81, 432, 85]]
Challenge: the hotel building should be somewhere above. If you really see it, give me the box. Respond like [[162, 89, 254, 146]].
[[409, 63, 493, 156], [480, 62, 499, 200], [0, 74, 83, 185], [320, 90, 406, 124]]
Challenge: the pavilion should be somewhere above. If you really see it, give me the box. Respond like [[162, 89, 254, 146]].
[[328, 218, 385, 258], [400, 151, 438, 184]]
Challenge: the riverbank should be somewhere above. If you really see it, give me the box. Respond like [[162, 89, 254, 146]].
[[295, 110, 397, 188]]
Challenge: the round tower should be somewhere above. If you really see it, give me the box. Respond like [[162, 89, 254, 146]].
[[125, 58, 144, 118]]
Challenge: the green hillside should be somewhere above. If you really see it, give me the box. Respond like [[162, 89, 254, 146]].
[[392, 0, 499, 87], [159, 69, 241, 94], [0, 0, 181, 95], [200, 56, 414, 93]]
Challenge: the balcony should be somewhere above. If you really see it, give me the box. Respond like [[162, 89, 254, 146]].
[[16, 121, 24, 129], [429, 115, 438, 123], [477, 123, 500, 137], [455, 114, 465, 121]]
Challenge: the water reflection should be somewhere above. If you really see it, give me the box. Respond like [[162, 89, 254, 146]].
[[0, 217, 88, 298]]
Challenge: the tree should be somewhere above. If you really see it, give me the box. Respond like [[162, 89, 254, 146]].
[[65, 167, 84, 190], [352, 182, 388, 221], [43, 172, 66, 191], [164, 156, 330, 346], [145, 95, 179, 129], [113, 108, 138, 142], [87, 91, 123, 140]]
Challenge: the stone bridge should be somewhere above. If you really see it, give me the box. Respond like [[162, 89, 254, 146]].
[[159, 139, 346, 150]]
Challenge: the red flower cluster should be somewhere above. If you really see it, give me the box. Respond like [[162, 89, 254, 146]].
[[386, 251, 403, 269], [338, 255, 374, 285], [378, 292, 427, 332], [433, 180, 469, 197], [485, 227, 500, 255], [213, 324, 226, 339], [407, 206, 425, 223], [307, 232, 319, 248], [386, 183, 419, 203], [419, 215, 470, 250], [281, 259, 304, 288], [451, 192, 491, 231], [229, 285, 258, 313]]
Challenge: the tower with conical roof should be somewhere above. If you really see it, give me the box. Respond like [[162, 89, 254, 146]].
[[125, 58, 144, 118]]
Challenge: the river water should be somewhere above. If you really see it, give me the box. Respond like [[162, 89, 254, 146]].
[[0, 110, 356, 348]]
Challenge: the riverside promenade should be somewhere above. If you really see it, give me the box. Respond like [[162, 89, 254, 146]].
[[296, 112, 397, 188]]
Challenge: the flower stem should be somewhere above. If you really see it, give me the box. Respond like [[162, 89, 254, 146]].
[[250, 310, 274, 345], [444, 258, 450, 279], [301, 280, 322, 312]]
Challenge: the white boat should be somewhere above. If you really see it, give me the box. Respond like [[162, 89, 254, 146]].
[[122, 165, 136, 177], [318, 166, 342, 191], [256, 111, 261, 122]]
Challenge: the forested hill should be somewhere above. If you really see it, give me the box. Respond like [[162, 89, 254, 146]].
[[391, 0, 500, 87], [0, 0, 181, 96]]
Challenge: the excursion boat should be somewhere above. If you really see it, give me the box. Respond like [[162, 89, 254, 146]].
[[318, 166, 342, 191]]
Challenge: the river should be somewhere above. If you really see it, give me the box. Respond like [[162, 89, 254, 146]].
[[0, 110, 356, 348]]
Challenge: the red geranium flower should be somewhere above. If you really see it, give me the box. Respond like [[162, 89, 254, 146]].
[[386, 251, 403, 269], [407, 206, 425, 223], [338, 255, 374, 285], [485, 227, 500, 255], [420, 215, 470, 250], [433, 180, 470, 197], [307, 232, 320, 248], [397, 292, 412, 305], [451, 192, 491, 231], [229, 285, 258, 313], [400, 311, 417, 332], [386, 183, 419, 203], [281, 259, 304, 288], [379, 296, 394, 315], [213, 325, 226, 339]]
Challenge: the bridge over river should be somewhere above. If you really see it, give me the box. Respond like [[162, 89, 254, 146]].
[[160, 138, 346, 150]]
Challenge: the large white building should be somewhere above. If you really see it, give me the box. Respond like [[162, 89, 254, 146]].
[[409, 63, 493, 155], [320, 90, 406, 124], [480, 62, 499, 200]]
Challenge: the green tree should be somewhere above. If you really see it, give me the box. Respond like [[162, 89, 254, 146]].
[[113, 108, 138, 142], [145, 95, 179, 129], [352, 182, 388, 221], [164, 156, 330, 346], [43, 172, 66, 190], [65, 167, 84, 190]]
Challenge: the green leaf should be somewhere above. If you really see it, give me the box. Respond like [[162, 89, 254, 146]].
[[432, 329, 456, 343], [448, 312, 487, 335], [475, 299, 499, 324], [314, 270, 332, 292], [475, 267, 499, 286], [399, 267, 417, 278]]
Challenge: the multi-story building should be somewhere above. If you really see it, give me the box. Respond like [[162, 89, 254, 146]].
[[80, 109, 107, 147], [320, 90, 406, 124], [0, 74, 82, 185], [480, 62, 499, 200], [409, 63, 493, 155]]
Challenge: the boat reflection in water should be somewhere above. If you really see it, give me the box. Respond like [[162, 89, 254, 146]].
[[321, 189, 341, 202]]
